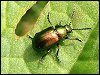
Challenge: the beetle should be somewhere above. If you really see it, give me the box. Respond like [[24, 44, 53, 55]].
[[29, 13, 91, 62]]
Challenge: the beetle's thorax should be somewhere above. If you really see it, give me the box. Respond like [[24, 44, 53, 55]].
[[55, 26, 67, 38]]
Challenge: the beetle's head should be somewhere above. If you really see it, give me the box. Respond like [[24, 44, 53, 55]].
[[65, 25, 72, 33]]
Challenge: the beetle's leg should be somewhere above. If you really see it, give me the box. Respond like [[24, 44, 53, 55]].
[[38, 49, 51, 67], [56, 43, 60, 62], [47, 12, 52, 25], [27, 34, 33, 40], [59, 21, 62, 26], [39, 48, 51, 62], [65, 37, 82, 42]]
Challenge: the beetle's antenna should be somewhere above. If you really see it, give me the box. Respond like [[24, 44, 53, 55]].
[[72, 28, 91, 30], [47, 12, 52, 25]]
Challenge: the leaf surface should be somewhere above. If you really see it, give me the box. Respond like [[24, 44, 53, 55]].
[[1, 1, 99, 74]]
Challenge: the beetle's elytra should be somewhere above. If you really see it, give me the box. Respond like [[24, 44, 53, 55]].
[[29, 13, 91, 61]]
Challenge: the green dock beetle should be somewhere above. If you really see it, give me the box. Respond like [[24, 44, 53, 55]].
[[29, 13, 91, 61]]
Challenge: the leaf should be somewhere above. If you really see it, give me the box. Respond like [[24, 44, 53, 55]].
[[1, 1, 37, 74], [70, 21, 99, 74], [1, 1, 99, 74]]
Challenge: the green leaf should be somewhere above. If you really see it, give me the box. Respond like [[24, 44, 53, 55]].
[[1, 1, 37, 74], [1, 1, 99, 74], [70, 22, 99, 74]]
